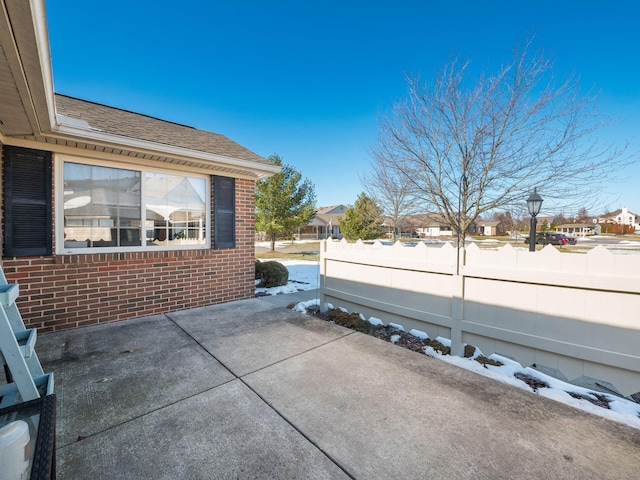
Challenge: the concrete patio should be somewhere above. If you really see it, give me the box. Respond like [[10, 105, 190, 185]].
[[38, 292, 640, 479]]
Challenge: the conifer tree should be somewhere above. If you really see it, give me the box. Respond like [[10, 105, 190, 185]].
[[255, 154, 316, 251], [339, 193, 382, 241]]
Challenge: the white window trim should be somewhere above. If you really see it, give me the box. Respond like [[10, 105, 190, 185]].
[[55, 154, 211, 254]]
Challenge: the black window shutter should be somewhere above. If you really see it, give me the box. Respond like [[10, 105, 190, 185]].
[[214, 176, 235, 248], [3, 146, 53, 257]]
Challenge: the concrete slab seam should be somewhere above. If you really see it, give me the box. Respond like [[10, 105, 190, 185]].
[[237, 331, 357, 378], [165, 311, 358, 479], [55, 380, 238, 451]]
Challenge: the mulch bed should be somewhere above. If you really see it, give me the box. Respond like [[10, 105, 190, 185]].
[[567, 392, 612, 409], [302, 305, 500, 363]]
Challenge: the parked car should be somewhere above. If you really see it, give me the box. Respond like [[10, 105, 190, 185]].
[[555, 234, 577, 245], [523, 232, 577, 245]]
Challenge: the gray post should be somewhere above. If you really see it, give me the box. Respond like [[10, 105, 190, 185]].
[[529, 215, 537, 252]]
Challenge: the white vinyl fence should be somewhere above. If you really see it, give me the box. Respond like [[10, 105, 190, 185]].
[[319, 239, 640, 397]]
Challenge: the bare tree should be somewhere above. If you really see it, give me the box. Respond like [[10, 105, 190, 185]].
[[360, 152, 417, 240], [490, 210, 516, 233], [576, 207, 590, 223], [372, 37, 629, 238]]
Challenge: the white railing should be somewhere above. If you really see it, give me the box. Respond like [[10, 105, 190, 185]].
[[319, 239, 640, 397]]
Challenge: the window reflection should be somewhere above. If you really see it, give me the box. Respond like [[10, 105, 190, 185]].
[[145, 173, 206, 246], [63, 163, 141, 248]]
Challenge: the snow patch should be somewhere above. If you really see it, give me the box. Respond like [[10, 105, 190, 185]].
[[294, 299, 320, 314], [409, 329, 429, 340], [368, 317, 384, 326]]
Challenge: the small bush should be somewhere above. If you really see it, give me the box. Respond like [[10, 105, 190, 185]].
[[255, 261, 289, 287], [326, 308, 372, 333]]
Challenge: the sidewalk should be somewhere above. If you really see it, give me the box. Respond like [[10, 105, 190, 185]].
[[38, 293, 640, 479]]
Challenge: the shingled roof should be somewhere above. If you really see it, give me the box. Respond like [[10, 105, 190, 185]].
[[55, 94, 270, 165]]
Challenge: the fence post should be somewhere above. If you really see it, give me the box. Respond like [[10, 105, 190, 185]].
[[450, 248, 465, 357], [319, 239, 328, 313]]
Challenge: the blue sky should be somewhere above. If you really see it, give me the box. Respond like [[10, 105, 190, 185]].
[[46, 1, 640, 215]]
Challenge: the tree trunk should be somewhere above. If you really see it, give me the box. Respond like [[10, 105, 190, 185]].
[[270, 233, 276, 252]]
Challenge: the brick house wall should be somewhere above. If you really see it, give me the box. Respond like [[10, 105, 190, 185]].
[[2, 174, 256, 333]]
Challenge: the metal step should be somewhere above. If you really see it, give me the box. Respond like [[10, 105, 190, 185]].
[[0, 373, 54, 408], [0, 329, 37, 365], [0, 283, 18, 307], [0, 276, 53, 407]]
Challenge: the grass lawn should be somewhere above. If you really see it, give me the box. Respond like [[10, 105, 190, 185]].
[[255, 241, 320, 262]]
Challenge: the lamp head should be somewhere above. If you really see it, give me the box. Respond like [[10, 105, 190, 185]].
[[527, 189, 543, 217]]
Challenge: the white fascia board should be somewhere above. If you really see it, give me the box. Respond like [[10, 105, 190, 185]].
[[31, 0, 57, 132], [49, 123, 281, 178]]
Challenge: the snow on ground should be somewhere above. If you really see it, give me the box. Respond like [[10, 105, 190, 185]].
[[430, 348, 640, 430], [259, 259, 640, 430], [255, 259, 320, 296]]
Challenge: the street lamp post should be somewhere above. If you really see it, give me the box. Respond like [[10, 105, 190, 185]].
[[527, 189, 543, 252]]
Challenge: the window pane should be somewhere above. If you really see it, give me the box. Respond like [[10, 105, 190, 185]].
[[145, 173, 206, 246], [63, 163, 141, 248]]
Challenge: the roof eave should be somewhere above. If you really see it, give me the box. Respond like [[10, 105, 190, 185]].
[[0, 0, 57, 137], [48, 123, 281, 179], [30, 0, 56, 133]]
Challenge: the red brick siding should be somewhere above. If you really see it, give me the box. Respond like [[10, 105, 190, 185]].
[[2, 176, 256, 333]]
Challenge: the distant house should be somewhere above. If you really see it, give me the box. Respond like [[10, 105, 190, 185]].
[[412, 214, 454, 237], [392, 213, 484, 238], [300, 205, 345, 239], [598, 208, 640, 232], [381, 215, 421, 238], [555, 223, 598, 236], [0, 2, 279, 332], [535, 216, 555, 229], [476, 220, 504, 236]]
